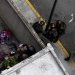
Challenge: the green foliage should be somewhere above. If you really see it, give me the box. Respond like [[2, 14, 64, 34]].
[[0, 57, 18, 70]]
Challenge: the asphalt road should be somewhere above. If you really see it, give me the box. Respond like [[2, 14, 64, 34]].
[[29, 0, 75, 53]]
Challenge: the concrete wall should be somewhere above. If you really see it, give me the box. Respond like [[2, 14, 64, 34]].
[[0, 0, 42, 51]]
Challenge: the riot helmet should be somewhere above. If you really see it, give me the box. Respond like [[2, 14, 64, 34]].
[[51, 23, 56, 28], [39, 20, 45, 26], [57, 20, 62, 25]]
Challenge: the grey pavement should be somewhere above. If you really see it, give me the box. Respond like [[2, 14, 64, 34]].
[[0, 0, 75, 74], [11, 0, 75, 75]]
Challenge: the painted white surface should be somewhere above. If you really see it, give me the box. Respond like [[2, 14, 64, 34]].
[[20, 53, 64, 75], [9, 53, 64, 75]]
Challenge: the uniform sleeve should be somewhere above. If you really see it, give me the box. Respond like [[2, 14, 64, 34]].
[[32, 22, 38, 28]]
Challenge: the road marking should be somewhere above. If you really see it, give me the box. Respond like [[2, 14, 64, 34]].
[[26, 0, 75, 66], [57, 40, 69, 57], [25, 0, 47, 26], [26, 0, 43, 20], [69, 13, 74, 23], [57, 40, 75, 67]]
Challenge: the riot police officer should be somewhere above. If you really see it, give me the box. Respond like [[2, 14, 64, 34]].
[[43, 23, 57, 43], [43, 23, 58, 43], [43, 26, 51, 38], [50, 23, 59, 43], [32, 20, 45, 33], [56, 20, 66, 36]]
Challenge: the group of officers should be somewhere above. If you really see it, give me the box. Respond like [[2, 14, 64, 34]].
[[33, 20, 66, 43]]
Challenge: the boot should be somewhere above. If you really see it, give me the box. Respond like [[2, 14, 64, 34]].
[[64, 56, 70, 61]]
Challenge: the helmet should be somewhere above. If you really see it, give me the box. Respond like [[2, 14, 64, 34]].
[[39, 21, 45, 25], [48, 26, 51, 30], [57, 20, 62, 24], [51, 23, 55, 28]]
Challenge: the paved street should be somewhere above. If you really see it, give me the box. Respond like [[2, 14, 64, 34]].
[[25, 0, 75, 74], [29, 0, 75, 53], [0, 0, 75, 75]]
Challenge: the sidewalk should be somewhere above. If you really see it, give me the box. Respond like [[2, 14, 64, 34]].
[[11, 0, 75, 75]]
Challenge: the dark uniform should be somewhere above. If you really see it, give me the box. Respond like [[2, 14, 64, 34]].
[[50, 29, 58, 43], [56, 20, 66, 36], [64, 51, 75, 61], [27, 45, 36, 56], [32, 21, 45, 33], [17, 44, 36, 62], [19, 44, 36, 57], [17, 53, 28, 62], [44, 23, 58, 43], [43, 26, 51, 38]]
